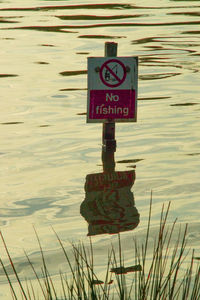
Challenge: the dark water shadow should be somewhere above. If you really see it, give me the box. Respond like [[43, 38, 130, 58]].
[[139, 96, 171, 101], [39, 43, 55, 47], [56, 14, 146, 21], [186, 153, 200, 156], [76, 52, 90, 55], [59, 70, 87, 76], [34, 61, 49, 65], [59, 88, 87, 91], [78, 34, 126, 39], [38, 124, 51, 127], [1, 4, 200, 12], [2, 25, 78, 33], [168, 12, 200, 17], [0, 74, 18, 78], [0, 122, 23, 125], [77, 112, 87, 116], [0, 4, 135, 12], [117, 159, 144, 164], [133, 35, 199, 44], [132, 36, 157, 45], [170, 102, 199, 107], [132, 36, 199, 54], [3, 20, 200, 32], [183, 31, 200, 35], [1, 37, 15, 40], [0, 17, 20, 23], [139, 72, 181, 80]]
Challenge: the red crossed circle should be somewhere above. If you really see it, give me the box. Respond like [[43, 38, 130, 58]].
[[99, 59, 126, 88]]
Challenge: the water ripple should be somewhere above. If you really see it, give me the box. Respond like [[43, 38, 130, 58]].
[[56, 14, 145, 21], [139, 72, 181, 80], [3, 20, 200, 31], [168, 12, 200, 17], [59, 70, 87, 76], [0, 197, 64, 218], [0, 122, 24, 125], [1, 4, 200, 12], [0, 17, 19, 23], [0, 74, 18, 77], [78, 34, 126, 39], [0, 3, 135, 12], [170, 103, 199, 107]]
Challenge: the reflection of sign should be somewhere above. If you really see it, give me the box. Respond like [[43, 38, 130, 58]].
[[85, 171, 135, 192], [87, 57, 138, 123], [80, 170, 140, 236], [99, 59, 126, 87]]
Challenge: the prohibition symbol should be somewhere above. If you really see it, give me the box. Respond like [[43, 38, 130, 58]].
[[99, 59, 127, 88]]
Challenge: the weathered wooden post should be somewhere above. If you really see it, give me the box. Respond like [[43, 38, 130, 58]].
[[102, 42, 117, 152]]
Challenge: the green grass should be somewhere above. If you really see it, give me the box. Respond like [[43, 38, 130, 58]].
[[0, 198, 200, 299]]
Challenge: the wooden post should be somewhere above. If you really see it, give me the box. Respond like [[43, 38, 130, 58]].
[[102, 146, 115, 173], [102, 42, 117, 152]]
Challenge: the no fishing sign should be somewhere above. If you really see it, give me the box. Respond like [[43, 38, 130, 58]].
[[87, 56, 138, 123]]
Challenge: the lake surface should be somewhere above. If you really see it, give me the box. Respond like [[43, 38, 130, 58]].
[[0, 0, 200, 298]]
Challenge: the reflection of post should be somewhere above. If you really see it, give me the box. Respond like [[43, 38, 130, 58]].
[[102, 148, 115, 173], [102, 42, 117, 152], [80, 147, 140, 236]]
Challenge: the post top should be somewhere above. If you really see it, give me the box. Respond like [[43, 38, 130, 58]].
[[105, 42, 118, 57]]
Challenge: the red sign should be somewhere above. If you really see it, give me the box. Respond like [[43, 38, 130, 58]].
[[89, 89, 136, 120]]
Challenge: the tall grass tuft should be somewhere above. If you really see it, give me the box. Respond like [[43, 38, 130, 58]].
[[0, 199, 200, 299]]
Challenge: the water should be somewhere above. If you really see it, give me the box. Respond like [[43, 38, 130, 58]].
[[0, 0, 200, 298]]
